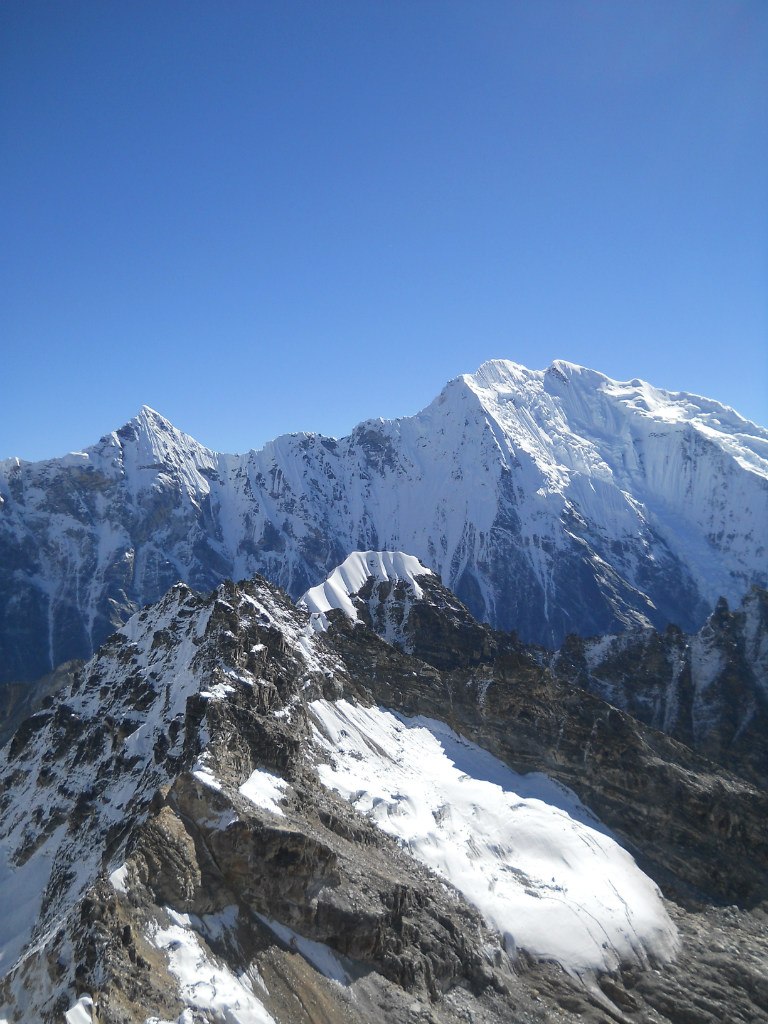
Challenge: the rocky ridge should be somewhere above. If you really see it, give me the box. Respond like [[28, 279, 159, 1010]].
[[2, 359, 767, 683], [319, 552, 768, 790], [0, 568, 766, 1023]]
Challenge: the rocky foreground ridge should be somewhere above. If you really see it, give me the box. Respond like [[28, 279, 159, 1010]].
[[301, 551, 768, 791], [1, 560, 767, 1023], [2, 359, 767, 684]]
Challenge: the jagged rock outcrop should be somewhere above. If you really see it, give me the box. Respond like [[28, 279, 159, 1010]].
[[2, 359, 767, 683]]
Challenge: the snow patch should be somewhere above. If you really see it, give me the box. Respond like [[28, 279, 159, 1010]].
[[109, 863, 129, 894], [238, 769, 289, 817], [64, 996, 94, 1024], [146, 910, 276, 1024], [257, 915, 351, 985]]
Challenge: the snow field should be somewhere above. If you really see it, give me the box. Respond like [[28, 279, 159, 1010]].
[[309, 699, 678, 973]]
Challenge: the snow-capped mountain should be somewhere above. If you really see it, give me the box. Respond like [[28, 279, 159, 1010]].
[[2, 359, 766, 683], [2, 570, 766, 1023], [299, 550, 437, 647]]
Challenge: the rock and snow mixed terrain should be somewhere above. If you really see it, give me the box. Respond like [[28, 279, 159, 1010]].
[[553, 585, 768, 786], [303, 551, 768, 785], [1, 358, 767, 1023], [300, 551, 433, 623], [2, 359, 767, 683], [299, 551, 435, 647], [1, 562, 766, 1022]]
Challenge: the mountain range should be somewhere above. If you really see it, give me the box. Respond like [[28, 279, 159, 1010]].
[[2, 360, 766, 685], [1, 359, 767, 1023]]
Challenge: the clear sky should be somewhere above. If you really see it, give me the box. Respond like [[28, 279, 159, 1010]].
[[2, 0, 767, 460]]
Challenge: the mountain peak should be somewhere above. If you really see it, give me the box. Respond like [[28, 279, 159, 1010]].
[[128, 404, 179, 439], [1, 358, 766, 684], [111, 405, 214, 464], [466, 358, 534, 389], [136, 402, 171, 425], [546, 358, 589, 381]]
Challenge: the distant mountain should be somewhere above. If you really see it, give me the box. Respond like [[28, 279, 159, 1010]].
[[1, 359, 766, 682]]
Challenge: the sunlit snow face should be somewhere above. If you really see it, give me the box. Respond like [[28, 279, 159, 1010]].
[[309, 699, 678, 974]]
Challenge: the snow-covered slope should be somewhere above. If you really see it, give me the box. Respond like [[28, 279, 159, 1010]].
[[310, 699, 676, 973], [2, 360, 767, 682]]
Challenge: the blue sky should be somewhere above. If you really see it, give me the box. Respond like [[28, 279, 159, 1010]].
[[2, 0, 766, 460]]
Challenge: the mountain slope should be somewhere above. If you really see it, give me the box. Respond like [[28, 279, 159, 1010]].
[[2, 573, 767, 1023], [311, 551, 768, 788], [2, 359, 766, 682]]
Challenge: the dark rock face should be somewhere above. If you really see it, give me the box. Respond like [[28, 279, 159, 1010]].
[[552, 586, 768, 787]]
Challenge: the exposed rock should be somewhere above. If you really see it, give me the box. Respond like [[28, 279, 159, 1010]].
[[553, 585, 768, 786]]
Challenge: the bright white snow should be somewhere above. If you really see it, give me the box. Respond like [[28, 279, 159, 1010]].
[[309, 699, 678, 973], [146, 910, 276, 1024], [64, 996, 94, 1024], [238, 769, 289, 817], [108, 863, 129, 895], [299, 550, 433, 621]]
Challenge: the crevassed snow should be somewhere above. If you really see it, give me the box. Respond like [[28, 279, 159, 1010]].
[[299, 550, 433, 621], [309, 699, 678, 973], [238, 769, 289, 817], [146, 910, 276, 1024]]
